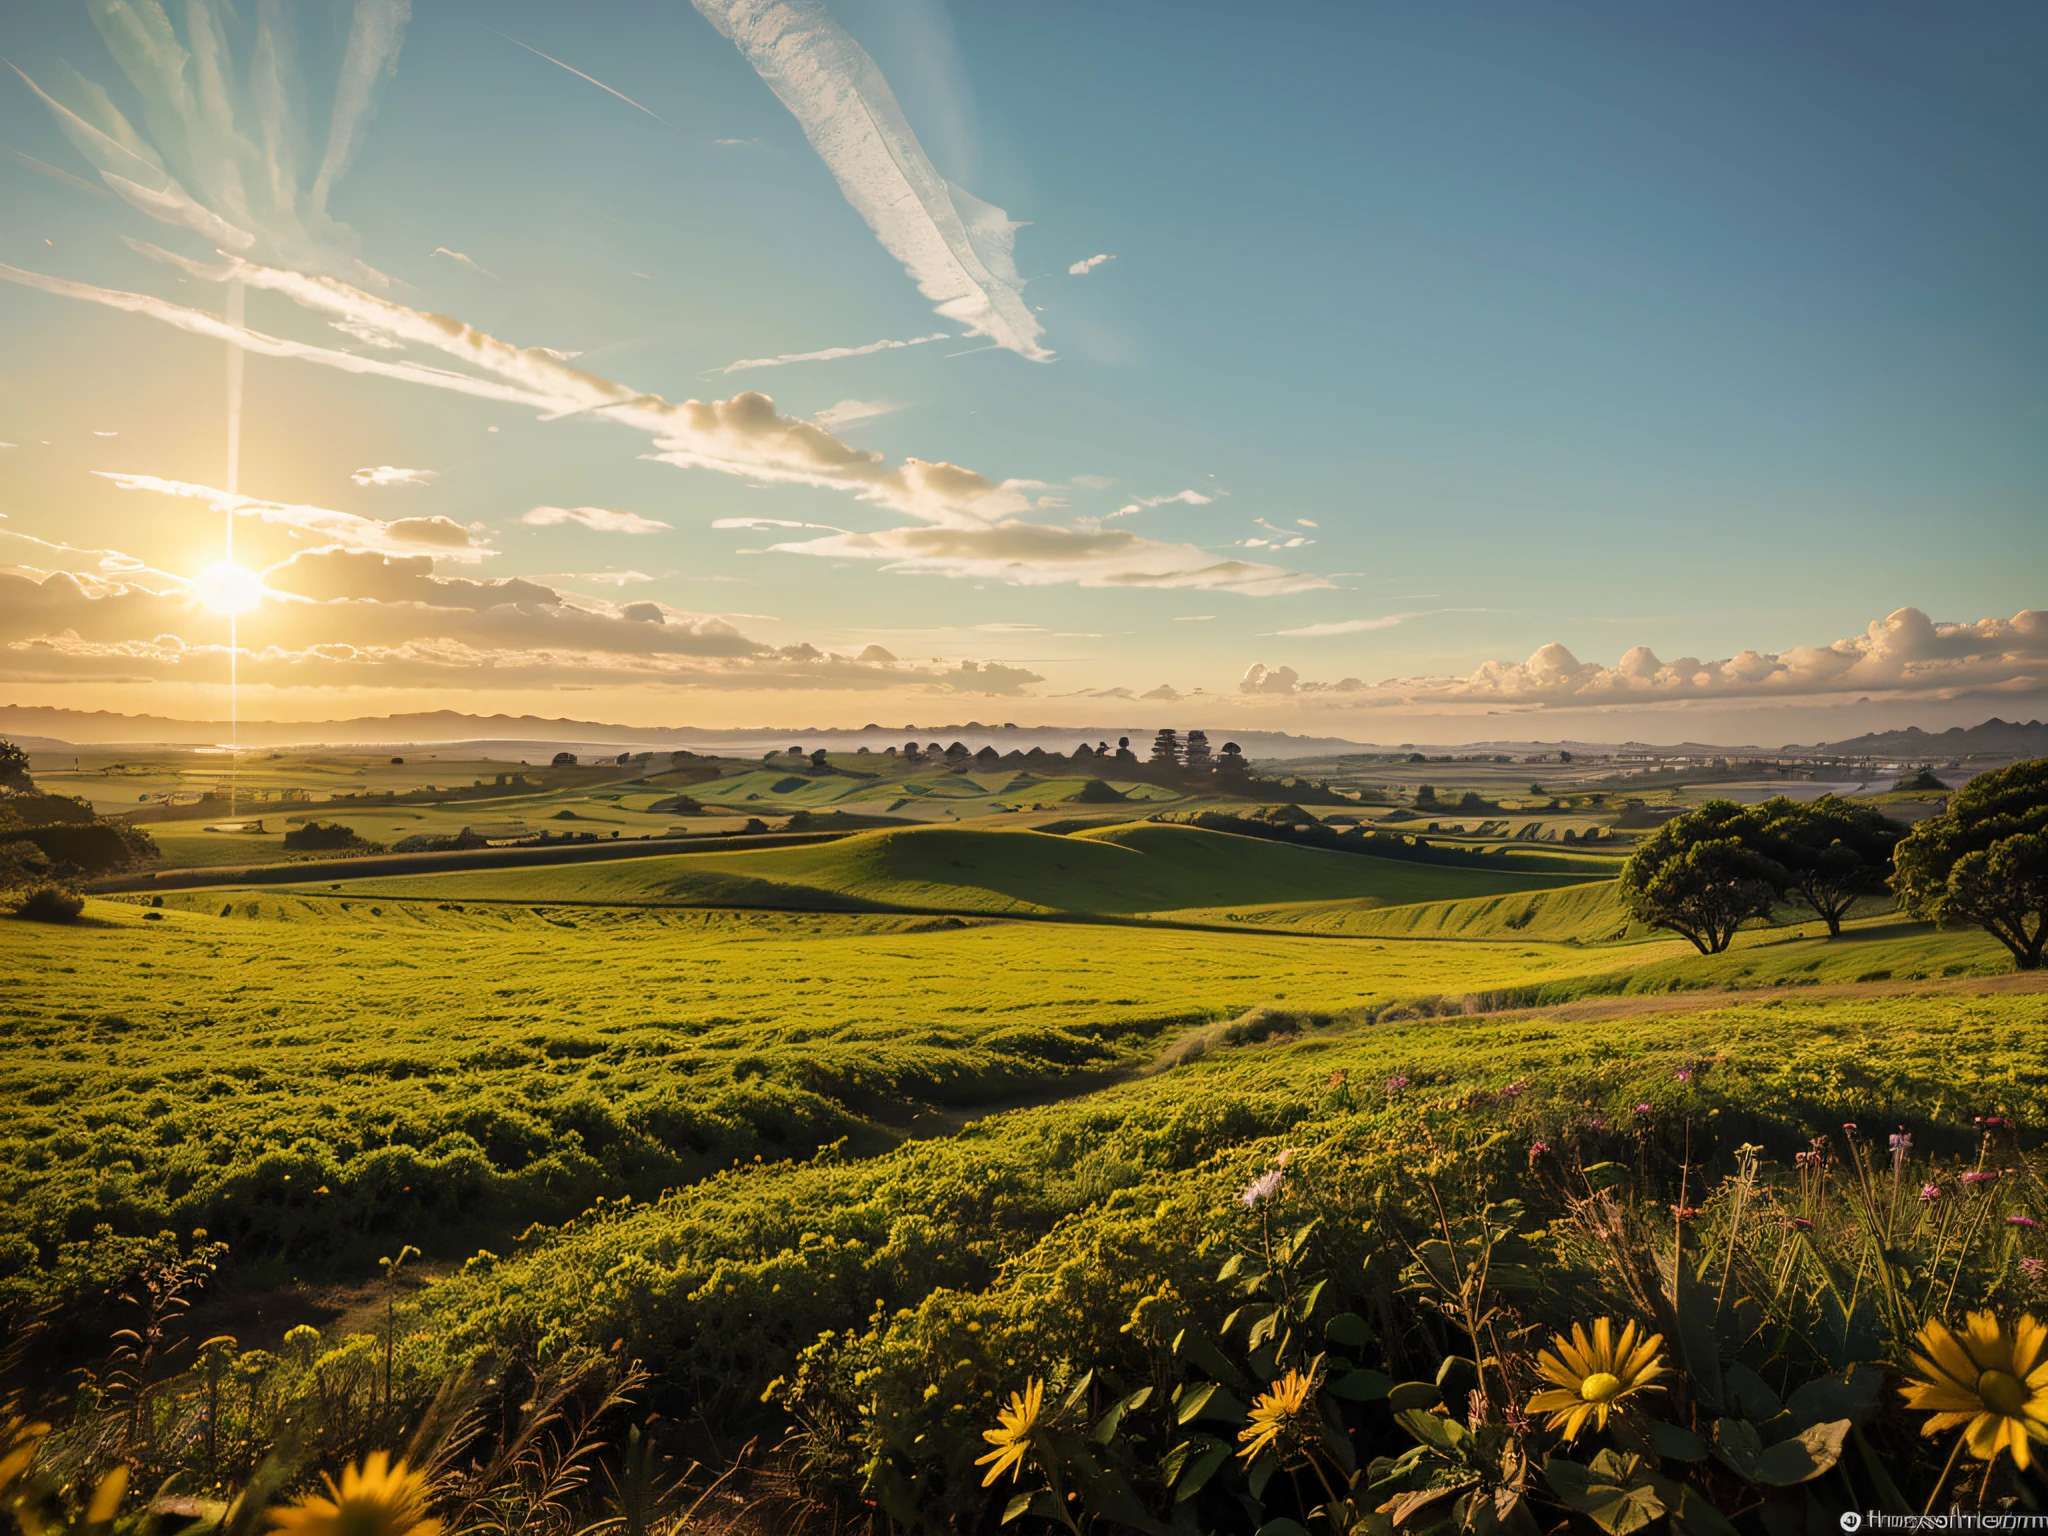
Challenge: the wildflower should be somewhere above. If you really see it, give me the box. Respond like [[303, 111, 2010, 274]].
[[1238, 1367, 1316, 1463], [1674, 1068, 1693, 1083], [1633, 1103, 1652, 1116], [1781, 1216, 1814, 1231], [1241, 1168, 1285, 1207], [1527, 1319, 1667, 1441], [1326, 1069, 1348, 1089], [1899, 1313, 2048, 1471], [1842, 1123, 1858, 1134], [1587, 1117, 1606, 1131], [269, 1454, 442, 1536], [1964, 1170, 2000, 1186], [1529, 1140, 1551, 1161], [1920, 1184, 1943, 1204], [1671, 1205, 1704, 1221], [2011, 1216, 2041, 1230], [1977, 1116, 2015, 1130], [2022, 1259, 2047, 1282], [1384, 1074, 1411, 1095], [1890, 1131, 1913, 1155], [1500, 1080, 1528, 1099], [975, 1379, 1045, 1486]]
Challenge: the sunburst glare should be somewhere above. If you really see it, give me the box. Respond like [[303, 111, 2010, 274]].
[[190, 559, 269, 615]]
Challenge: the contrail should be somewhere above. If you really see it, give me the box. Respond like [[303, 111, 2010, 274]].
[[487, 29, 674, 128]]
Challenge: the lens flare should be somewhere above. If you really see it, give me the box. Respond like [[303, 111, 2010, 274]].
[[191, 559, 268, 615]]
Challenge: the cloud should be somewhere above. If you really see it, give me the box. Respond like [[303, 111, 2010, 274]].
[[1068, 253, 1116, 276], [1140, 683, 1181, 700], [719, 334, 949, 374], [4, 147, 110, 196], [97, 472, 493, 562], [6, 249, 1327, 597], [351, 465, 437, 487], [764, 522, 1331, 595], [1240, 663, 1300, 695], [812, 399, 900, 431], [522, 505, 673, 535], [1174, 614, 1214, 622], [689, 0, 1048, 360], [1269, 611, 1432, 638], [0, 562, 1052, 696], [1109, 488, 1215, 519], [431, 247, 497, 279], [488, 29, 674, 128], [10, 1, 403, 286], [1237, 608, 2048, 708]]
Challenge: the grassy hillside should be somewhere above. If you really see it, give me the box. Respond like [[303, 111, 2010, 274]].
[[1170, 877, 1644, 940], [291, 822, 1597, 915]]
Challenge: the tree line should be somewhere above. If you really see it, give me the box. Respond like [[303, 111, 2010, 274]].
[[1619, 757, 2047, 968]]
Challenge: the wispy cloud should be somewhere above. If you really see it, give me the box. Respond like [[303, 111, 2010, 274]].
[[690, 0, 1048, 360], [5, 250, 1328, 597], [4, 146, 110, 196], [487, 28, 675, 128], [1268, 611, 1432, 638], [351, 465, 437, 487], [718, 333, 949, 374], [522, 505, 673, 535], [813, 399, 900, 431], [97, 472, 493, 562], [1174, 614, 1214, 622], [431, 247, 497, 279], [1109, 488, 1214, 518], [1068, 253, 1115, 275]]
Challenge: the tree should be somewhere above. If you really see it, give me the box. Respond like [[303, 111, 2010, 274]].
[[1184, 731, 1213, 772], [1415, 785, 1439, 809], [1148, 729, 1181, 767], [1113, 737, 1137, 765], [1618, 801, 1787, 955], [0, 738, 31, 792], [1216, 742, 1248, 778], [1893, 758, 2048, 970], [551, 751, 579, 767], [1757, 795, 1904, 938]]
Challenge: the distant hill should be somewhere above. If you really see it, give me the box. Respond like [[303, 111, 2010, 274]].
[[0, 704, 1374, 760], [1815, 717, 2048, 758]]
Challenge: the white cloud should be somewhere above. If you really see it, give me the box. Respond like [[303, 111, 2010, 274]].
[[488, 29, 674, 127], [719, 334, 949, 374], [1269, 611, 1431, 638], [1174, 615, 1214, 622], [4, 147, 111, 197], [522, 505, 673, 535], [351, 465, 438, 487], [1068, 253, 1116, 276], [1238, 608, 2048, 707], [97, 472, 493, 562], [1140, 682, 1181, 700], [1297, 518, 1318, 528], [812, 399, 901, 431], [431, 247, 497, 279], [689, 0, 1048, 360], [6, 250, 1327, 598]]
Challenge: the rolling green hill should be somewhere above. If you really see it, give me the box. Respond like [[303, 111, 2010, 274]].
[[286, 821, 1599, 915]]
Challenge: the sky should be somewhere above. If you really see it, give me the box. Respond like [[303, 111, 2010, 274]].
[[0, 0, 2043, 745]]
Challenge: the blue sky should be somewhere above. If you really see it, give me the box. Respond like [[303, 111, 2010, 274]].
[[0, 0, 2042, 740]]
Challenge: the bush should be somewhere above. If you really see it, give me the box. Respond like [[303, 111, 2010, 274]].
[[12, 884, 84, 922], [283, 822, 376, 852]]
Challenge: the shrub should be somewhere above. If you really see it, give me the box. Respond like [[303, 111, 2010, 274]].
[[12, 884, 84, 922], [283, 822, 376, 852]]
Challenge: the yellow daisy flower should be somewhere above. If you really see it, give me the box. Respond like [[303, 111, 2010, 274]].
[[1237, 1368, 1316, 1463], [269, 1453, 442, 1536], [1527, 1318, 1667, 1441], [975, 1379, 1045, 1488], [1900, 1312, 2048, 1471]]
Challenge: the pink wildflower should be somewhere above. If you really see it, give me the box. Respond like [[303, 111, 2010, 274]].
[[1919, 1183, 1942, 1204], [2009, 1215, 2040, 1229]]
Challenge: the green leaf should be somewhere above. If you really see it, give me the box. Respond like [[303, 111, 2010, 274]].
[[1217, 1252, 1246, 1282], [1711, 1417, 1767, 1483], [1396, 1407, 1469, 1455], [1299, 1277, 1328, 1318], [1174, 1442, 1230, 1501], [1785, 1363, 1883, 1430], [1326, 1368, 1391, 1403], [1255, 1521, 1311, 1536], [1434, 1354, 1479, 1401], [1060, 1368, 1095, 1419], [1093, 1385, 1152, 1444], [1648, 1421, 1709, 1462], [1752, 1419, 1849, 1487], [1386, 1380, 1440, 1414], [1581, 1161, 1629, 1191], [1001, 1493, 1034, 1525], [1326, 1310, 1375, 1348], [1247, 1307, 1283, 1351], [1663, 1482, 1742, 1536], [1175, 1380, 1221, 1425], [1542, 1452, 1667, 1535], [1723, 1363, 1784, 1425], [1172, 1326, 1247, 1388]]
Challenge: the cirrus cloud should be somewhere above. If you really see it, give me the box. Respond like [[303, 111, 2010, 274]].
[[521, 505, 674, 535]]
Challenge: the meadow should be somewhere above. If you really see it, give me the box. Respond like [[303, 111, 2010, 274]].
[[5, 754, 2046, 1531]]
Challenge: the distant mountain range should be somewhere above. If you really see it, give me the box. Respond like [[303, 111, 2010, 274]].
[[1814, 717, 2048, 758]]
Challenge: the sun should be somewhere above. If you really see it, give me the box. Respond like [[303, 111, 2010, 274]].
[[190, 560, 269, 615]]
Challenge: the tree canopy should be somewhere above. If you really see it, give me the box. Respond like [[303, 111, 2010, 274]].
[[1893, 758, 2048, 970], [1618, 800, 1787, 955], [1757, 794, 1904, 937], [0, 738, 31, 792]]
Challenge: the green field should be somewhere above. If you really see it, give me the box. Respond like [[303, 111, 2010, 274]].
[[279, 821, 1601, 916]]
